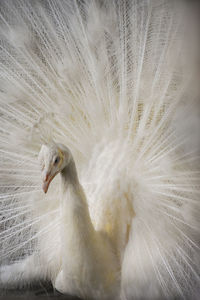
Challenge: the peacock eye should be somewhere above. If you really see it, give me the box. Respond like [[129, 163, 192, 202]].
[[54, 156, 60, 165]]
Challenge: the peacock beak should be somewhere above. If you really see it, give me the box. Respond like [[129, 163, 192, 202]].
[[42, 171, 58, 194], [42, 172, 51, 193]]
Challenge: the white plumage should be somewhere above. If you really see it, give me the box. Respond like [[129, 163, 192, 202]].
[[0, 0, 200, 299]]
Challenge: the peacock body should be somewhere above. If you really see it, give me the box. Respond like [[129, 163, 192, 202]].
[[0, 0, 200, 299]]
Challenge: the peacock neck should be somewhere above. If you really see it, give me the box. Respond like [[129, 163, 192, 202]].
[[60, 159, 79, 188], [58, 157, 119, 295], [60, 158, 96, 252]]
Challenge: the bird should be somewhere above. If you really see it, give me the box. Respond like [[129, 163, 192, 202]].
[[0, 0, 200, 299]]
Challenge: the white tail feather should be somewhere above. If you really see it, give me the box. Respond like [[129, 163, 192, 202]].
[[0, 0, 200, 299]]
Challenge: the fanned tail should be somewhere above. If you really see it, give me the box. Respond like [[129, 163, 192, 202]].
[[0, 0, 199, 299]]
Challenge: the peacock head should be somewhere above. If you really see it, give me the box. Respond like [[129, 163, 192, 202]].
[[38, 143, 71, 193]]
